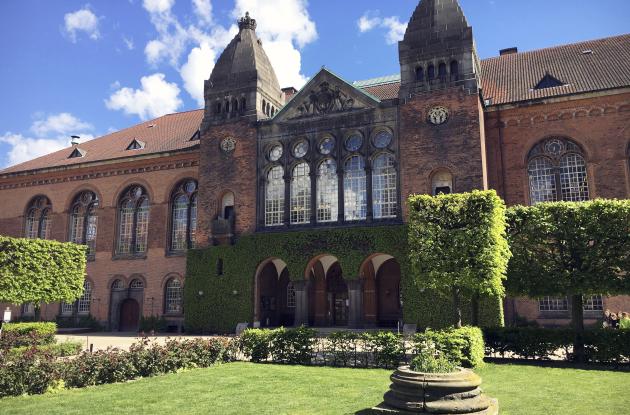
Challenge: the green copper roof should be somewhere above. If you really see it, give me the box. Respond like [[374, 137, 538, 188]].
[[353, 74, 401, 88]]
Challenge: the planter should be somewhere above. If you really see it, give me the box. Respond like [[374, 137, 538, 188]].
[[371, 366, 498, 414]]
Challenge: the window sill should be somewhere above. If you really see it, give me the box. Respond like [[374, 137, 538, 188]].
[[112, 254, 148, 261], [166, 251, 187, 258]]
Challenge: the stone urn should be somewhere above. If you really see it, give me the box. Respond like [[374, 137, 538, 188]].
[[371, 366, 498, 414]]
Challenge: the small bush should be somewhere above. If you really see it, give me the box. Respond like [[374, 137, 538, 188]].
[[0, 322, 57, 350], [269, 326, 316, 365], [56, 314, 103, 331], [139, 316, 168, 333], [410, 349, 457, 374], [324, 331, 359, 367], [361, 331, 404, 369], [414, 326, 485, 368], [7, 341, 83, 358], [0, 350, 59, 398], [239, 329, 273, 363]]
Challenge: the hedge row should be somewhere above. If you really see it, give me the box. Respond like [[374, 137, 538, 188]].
[[185, 225, 503, 333], [484, 327, 630, 363], [0, 322, 57, 350], [0, 337, 234, 398], [239, 326, 485, 369]]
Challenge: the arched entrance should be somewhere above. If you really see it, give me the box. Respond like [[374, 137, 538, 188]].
[[119, 299, 140, 332], [361, 254, 402, 328], [306, 255, 349, 327], [254, 258, 293, 327]]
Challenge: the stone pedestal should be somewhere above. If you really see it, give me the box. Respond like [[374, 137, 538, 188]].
[[293, 280, 309, 327], [347, 279, 364, 328], [370, 366, 498, 415]]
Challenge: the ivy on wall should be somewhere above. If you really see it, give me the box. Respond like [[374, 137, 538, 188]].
[[184, 225, 503, 333]]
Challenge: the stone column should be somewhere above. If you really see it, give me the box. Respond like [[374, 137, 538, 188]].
[[293, 280, 309, 327], [347, 279, 364, 329]]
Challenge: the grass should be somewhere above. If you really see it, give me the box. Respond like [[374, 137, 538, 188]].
[[1, 362, 629, 415]]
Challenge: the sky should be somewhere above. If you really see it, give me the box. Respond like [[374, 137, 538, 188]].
[[0, 0, 628, 168]]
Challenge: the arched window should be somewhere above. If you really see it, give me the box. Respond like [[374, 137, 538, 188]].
[[432, 169, 453, 195], [527, 138, 589, 204], [317, 159, 338, 223], [287, 282, 296, 308], [170, 180, 198, 252], [290, 162, 311, 225], [69, 191, 99, 256], [165, 278, 183, 314], [117, 186, 150, 255], [344, 156, 367, 221], [265, 166, 285, 226], [225, 100, 230, 113], [415, 66, 424, 82], [77, 280, 92, 315], [372, 154, 397, 219], [130, 279, 144, 289], [450, 60, 459, 80], [111, 279, 125, 290], [233, 99, 239, 112], [25, 196, 52, 239], [241, 98, 247, 112], [438, 63, 447, 81], [427, 64, 435, 80], [216, 102, 222, 114]]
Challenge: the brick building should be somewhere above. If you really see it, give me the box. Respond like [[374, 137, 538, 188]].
[[1, 0, 628, 331]]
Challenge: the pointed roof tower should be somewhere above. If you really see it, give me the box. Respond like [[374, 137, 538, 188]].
[[203, 12, 284, 126], [399, 0, 480, 95]]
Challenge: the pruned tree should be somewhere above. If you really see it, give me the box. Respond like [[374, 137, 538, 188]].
[[408, 190, 511, 328]]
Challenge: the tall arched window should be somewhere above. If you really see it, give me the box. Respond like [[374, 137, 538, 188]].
[[372, 154, 397, 219], [117, 186, 150, 255], [415, 66, 424, 81], [438, 62, 447, 81], [25, 196, 52, 239], [290, 162, 311, 225], [170, 180, 198, 252], [77, 280, 92, 314], [165, 278, 183, 314], [317, 159, 338, 223], [265, 166, 285, 226], [527, 138, 590, 204], [344, 156, 367, 221], [69, 191, 99, 257], [427, 64, 435, 80]]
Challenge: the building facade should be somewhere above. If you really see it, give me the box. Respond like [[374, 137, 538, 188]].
[[1, 0, 629, 330]]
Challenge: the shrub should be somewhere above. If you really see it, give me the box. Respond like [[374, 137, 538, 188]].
[[7, 341, 83, 358], [0, 350, 59, 398], [413, 326, 485, 368], [410, 349, 457, 374], [56, 314, 103, 331], [0, 322, 57, 350], [269, 326, 316, 365], [324, 331, 359, 367], [139, 316, 168, 333], [239, 329, 273, 363], [361, 331, 404, 369]]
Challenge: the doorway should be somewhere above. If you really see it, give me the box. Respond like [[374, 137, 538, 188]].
[[119, 299, 140, 332]]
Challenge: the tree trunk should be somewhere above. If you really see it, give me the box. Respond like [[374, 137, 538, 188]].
[[452, 286, 462, 328], [571, 294, 585, 363], [471, 293, 480, 327], [34, 304, 41, 322]]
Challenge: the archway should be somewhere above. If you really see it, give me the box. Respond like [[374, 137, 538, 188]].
[[360, 254, 402, 328], [306, 255, 348, 327], [254, 258, 293, 327], [119, 299, 140, 332]]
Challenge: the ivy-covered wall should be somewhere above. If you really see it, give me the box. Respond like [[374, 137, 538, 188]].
[[184, 225, 503, 333]]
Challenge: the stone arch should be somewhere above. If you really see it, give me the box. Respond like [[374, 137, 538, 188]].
[[253, 258, 292, 327], [429, 167, 454, 195], [64, 184, 103, 212], [360, 254, 402, 327], [304, 255, 352, 327]]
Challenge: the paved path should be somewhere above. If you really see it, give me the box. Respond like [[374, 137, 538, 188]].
[[56, 333, 226, 352]]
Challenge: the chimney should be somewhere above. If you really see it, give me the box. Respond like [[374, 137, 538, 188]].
[[499, 47, 518, 56], [282, 87, 298, 102], [71, 135, 80, 146]]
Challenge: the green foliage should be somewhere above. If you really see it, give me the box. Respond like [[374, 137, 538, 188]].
[[413, 326, 485, 368], [7, 341, 83, 359], [408, 190, 511, 299], [506, 200, 630, 297], [410, 349, 458, 373], [620, 318, 630, 330], [0, 237, 87, 304], [185, 225, 503, 332], [239, 329, 273, 363], [139, 316, 168, 333], [269, 326, 316, 365], [0, 349, 59, 398], [0, 322, 57, 350], [360, 331, 404, 369], [56, 314, 103, 331]]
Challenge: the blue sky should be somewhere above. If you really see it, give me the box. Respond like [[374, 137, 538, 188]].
[[0, 0, 628, 168]]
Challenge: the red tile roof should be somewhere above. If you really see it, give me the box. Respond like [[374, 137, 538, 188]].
[[361, 82, 401, 100], [0, 110, 203, 175]]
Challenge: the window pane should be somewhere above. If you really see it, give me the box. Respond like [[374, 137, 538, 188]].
[[265, 166, 285, 226], [85, 210, 98, 255], [528, 157, 557, 204], [118, 200, 135, 254], [165, 279, 183, 314], [61, 302, 74, 316], [171, 195, 189, 251], [317, 159, 338, 223], [290, 162, 311, 225], [583, 295, 603, 311], [135, 199, 149, 253], [539, 296, 568, 312], [25, 210, 37, 239], [70, 205, 84, 245], [287, 282, 296, 308], [344, 156, 367, 221], [130, 279, 144, 289], [560, 153, 589, 202], [39, 209, 51, 239], [372, 154, 397, 219], [77, 281, 91, 314], [190, 195, 197, 249]]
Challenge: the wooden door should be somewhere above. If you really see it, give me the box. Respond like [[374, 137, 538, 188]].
[[119, 299, 140, 332]]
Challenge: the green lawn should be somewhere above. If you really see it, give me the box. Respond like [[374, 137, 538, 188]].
[[1, 362, 628, 415]]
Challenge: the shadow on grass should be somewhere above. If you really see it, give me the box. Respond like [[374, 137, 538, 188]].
[[485, 357, 630, 372]]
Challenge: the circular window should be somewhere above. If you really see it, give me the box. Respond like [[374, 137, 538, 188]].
[[319, 137, 335, 155], [268, 145, 283, 162], [345, 134, 363, 152], [373, 131, 393, 149], [293, 140, 309, 158]]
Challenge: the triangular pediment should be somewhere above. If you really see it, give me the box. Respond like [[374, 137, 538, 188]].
[[273, 68, 381, 122]]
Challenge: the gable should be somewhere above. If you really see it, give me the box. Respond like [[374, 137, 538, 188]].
[[534, 73, 566, 90], [273, 68, 381, 122]]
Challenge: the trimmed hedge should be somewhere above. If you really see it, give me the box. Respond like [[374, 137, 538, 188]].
[[0, 322, 57, 350], [6, 341, 83, 358], [0, 237, 87, 304], [484, 327, 630, 363], [185, 225, 503, 333], [413, 326, 485, 368]]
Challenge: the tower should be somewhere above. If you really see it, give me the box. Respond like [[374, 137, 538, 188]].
[[398, 0, 488, 217], [198, 12, 284, 247]]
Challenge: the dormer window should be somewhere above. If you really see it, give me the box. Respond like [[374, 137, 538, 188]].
[[126, 139, 145, 151], [534, 73, 565, 90], [69, 148, 86, 159]]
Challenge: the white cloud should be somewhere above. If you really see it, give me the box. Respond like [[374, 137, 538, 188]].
[[180, 43, 217, 106], [357, 11, 407, 45], [123, 36, 135, 50], [64, 7, 100, 42], [0, 113, 94, 167], [192, 0, 213, 25], [105, 73, 183, 120], [143, 0, 175, 14]]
